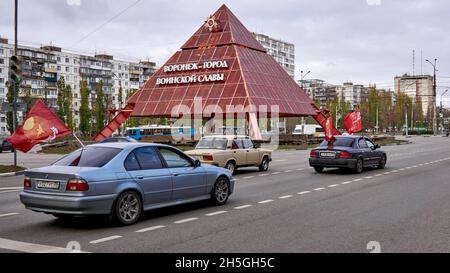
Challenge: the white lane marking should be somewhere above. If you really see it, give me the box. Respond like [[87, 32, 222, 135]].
[[272, 172, 281, 175], [174, 217, 199, 224], [383, 172, 391, 175], [353, 178, 363, 182], [135, 225, 166, 233], [259, 174, 270, 177], [0, 212, 19, 218], [341, 181, 352, 185], [274, 160, 287, 162], [328, 184, 339, 188], [374, 174, 383, 177], [0, 187, 22, 190], [234, 205, 252, 210], [314, 187, 325, 191], [243, 176, 254, 179], [205, 211, 227, 217], [297, 168, 304, 171], [279, 195, 293, 199], [90, 235, 122, 244], [297, 191, 310, 195], [391, 170, 399, 173], [398, 168, 406, 171], [364, 176, 373, 179], [284, 170, 292, 173], [0, 237, 89, 253], [0, 190, 21, 194], [258, 199, 274, 204]]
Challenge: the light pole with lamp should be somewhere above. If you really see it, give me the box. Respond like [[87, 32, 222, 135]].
[[425, 58, 438, 135], [300, 70, 311, 89]]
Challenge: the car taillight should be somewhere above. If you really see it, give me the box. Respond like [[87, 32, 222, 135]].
[[340, 151, 352, 158], [203, 154, 213, 161], [24, 177, 32, 188], [66, 178, 89, 191], [310, 150, 318, 157]]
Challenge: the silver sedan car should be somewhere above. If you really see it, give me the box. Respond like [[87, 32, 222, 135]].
[[20, 142, 235, 225]]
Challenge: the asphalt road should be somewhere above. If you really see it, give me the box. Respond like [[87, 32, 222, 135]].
[[1, 136, 450, 253]]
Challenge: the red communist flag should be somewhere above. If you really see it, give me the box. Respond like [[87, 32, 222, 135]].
[[7, 100, 72, 153], [344, 109, 363, 134], [324, 116, 335, 143]]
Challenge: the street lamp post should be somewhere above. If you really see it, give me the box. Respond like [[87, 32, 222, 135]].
[[300, 70, 311, 89], [425, 58, 438, 135]]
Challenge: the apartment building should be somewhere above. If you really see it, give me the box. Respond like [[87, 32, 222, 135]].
[[0, 36, 157, 134], [253, 32, 295, 78]]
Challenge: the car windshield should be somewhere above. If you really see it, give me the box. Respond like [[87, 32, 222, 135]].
[[195, 138, 228, 150], [53, 147, 122, 167], [319, 138, 355, 148]]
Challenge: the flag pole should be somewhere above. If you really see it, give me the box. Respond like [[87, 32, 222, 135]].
[[72, 132, 85, 148]]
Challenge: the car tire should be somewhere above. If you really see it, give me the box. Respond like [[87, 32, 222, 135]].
[[112, 190, 142, 226], [378, 155, 387, 169], [314, 166, 324, 173], [355, 158, 364, 174], [211, 176, 230, 205], [225, 161, 236, 174], [258, 156, 270, 172]]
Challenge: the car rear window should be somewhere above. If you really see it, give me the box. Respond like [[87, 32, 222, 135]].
[[320, 138, 355, 148], [195, 138, 228, 150], [53, 147, 122, 167]]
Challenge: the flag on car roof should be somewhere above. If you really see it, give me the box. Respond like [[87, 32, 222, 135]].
[[7, 100, 72, 153], [344, 106, 363, 134], [324, 116, 335, 143]]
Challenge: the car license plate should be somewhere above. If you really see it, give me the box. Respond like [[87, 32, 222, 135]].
[[320, 152, 336, 158], [36, 180, 60, 190]]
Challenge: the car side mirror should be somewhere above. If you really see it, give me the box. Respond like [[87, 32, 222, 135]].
[[194, 160, 201, 168], [253, 142, 261, 149], [374, 144, 380, 149]]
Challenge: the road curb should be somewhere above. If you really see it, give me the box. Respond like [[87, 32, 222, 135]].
[[0, 170, 25, 177]]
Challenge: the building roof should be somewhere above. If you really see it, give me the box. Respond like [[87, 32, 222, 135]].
[[127, 4, 316, 117]]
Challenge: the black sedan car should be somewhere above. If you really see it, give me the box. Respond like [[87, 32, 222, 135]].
[[309, 136, 386, 173], [0, 139, 14, 153]]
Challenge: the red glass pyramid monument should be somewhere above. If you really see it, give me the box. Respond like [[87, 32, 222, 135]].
[[94, 4, 339, 141]]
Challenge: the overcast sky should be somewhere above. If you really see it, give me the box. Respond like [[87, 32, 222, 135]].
[[1, 0, 450, 104]]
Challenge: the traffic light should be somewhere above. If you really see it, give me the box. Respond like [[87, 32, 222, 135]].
[[9, 55, 23, 84]]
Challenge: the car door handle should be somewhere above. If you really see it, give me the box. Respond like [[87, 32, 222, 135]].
[[135, 175, 144, 180], [173, 173, 180, 177]]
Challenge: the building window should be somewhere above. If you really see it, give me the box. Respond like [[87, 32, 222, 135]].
[[65, 57, 69, 63], [65, 67, 70, 72], [57, 57, 61, 62], [57, 66, 61, 71], [0, 58, 4, 64]]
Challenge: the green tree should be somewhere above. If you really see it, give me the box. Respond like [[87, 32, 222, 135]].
[[94, 81, 106, 133], [64, 84, 74, 130], [79, 80, 90, 135], [394, 92, 412, 131], [21, 85, 33, 115], [56, 76, 66, 123]]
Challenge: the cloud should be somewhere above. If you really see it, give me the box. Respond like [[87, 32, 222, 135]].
[[366, 0, 382, 6], [66, 0, 81, 6]]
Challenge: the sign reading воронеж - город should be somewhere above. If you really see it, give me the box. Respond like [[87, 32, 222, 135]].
[[156, 60, 228, 85]]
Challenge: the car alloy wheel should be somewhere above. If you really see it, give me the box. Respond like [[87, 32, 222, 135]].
[[212, 177, 230, 205], [225, 161, 236, 174], [259, 157, 269, 171], [378, 155, 386, 169], [355, 158, 363, 173], [116, 191, 141, 225]]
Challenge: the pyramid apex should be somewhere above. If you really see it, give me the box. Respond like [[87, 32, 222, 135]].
[[181, 5, 266, 52]]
